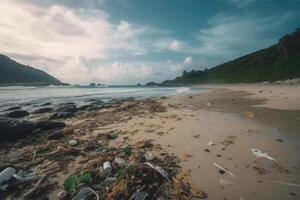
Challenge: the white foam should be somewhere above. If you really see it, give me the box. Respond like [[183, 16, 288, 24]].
[[176, 87, 190, 94]]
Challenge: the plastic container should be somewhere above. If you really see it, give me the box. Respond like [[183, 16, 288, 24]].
[[103, 161, 112, 174]]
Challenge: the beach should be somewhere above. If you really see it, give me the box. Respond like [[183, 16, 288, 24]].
[[0, 84, 300, 199]]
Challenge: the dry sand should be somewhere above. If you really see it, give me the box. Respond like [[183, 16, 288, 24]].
[[105, 84, 300, 200]]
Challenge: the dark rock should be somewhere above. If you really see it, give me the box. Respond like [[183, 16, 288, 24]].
[[49, 112, 74, 119], [204, 148, 210, 152], [32, 107, 53, 114], [4, 110, 29, 118], [47, 130, 64, 140], [57, 105, 78, 113], [2, 106, 21, 111], [0, 117, 65, 142], [36, 120, 66, 131], [0, 117, 37, 141]]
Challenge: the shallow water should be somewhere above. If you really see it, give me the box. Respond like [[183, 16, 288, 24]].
[[0, 85, 205, 108]]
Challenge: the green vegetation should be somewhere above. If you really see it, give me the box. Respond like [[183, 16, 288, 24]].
[[64, 172, 92, 192], [0, 54, 65, 86], [161, 29, 300, 86]]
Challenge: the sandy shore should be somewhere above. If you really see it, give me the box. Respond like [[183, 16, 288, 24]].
[[1, 84, 300, 199], [108, 84, 300, 199]]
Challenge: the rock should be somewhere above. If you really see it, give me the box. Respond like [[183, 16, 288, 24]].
[[49, 112, 74, 119], [36, 120, 66, 131], [68, 139, 78, 146], [57, 104, 78, 113], [114, 157, 126, 167], [32, 107, 53, 114], [0, 117, 37, 141], [4, 110, 29, 118], [47, 131, 64, 140], [78, 104, 100, 111]]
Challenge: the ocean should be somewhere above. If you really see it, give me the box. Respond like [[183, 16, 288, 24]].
[[0, 85, 204, 108]]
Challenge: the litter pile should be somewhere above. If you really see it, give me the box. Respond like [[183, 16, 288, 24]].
[[0, 98, 208, 199], [0, 137, 207, 199]]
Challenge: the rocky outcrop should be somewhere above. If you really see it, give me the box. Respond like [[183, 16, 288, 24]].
[[0, 117, 66, 141], [3, 110, 29, 118], [32, 107, 53, 114]]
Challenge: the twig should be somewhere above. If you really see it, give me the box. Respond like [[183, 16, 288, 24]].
[[31, 150, 37, 163], [18, 173, 48, 200]]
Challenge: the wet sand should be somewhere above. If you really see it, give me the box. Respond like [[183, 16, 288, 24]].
[[106, 84, 300, 200], [1, 84, 300, 199]]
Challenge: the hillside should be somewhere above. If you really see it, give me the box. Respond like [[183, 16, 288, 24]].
[[160, 29, 300, 86], [0, 54, 65, 86]]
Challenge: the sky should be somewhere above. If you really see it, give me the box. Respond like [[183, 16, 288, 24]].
[[0, 0, 299, 85]]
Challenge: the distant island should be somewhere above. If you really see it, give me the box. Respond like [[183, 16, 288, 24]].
[[147, 29, 300, 86], [0, 54, 67, 86]]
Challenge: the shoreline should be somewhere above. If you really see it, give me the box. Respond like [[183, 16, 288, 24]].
[[0, 84, 299, 199]]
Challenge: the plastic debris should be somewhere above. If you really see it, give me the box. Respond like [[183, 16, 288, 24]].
[[213, 163, 236, 178], [68, 139, 78, 146], [272, 180, 300, 188], [13, 173, 40, 182], [105, 177, 117, 182], [144, 151, 154, 161], [0, 167, 16, 191], [208, 141, 214, 146], [219, 178, 234, 186], [57, 190, 67, 200], [0, 167, 41, 192], [129, 191, 149, 200], [72, 187, 99, 200], [0, 98, 207, 199], [103, 161, 112, 174], [145, 162, 171, 182], [64, 173, 92, 192], [244, 111, 255, 118], [114, 157, 126, 167], [251, 148, 276, 161]]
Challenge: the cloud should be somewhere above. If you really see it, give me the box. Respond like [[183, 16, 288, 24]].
[[53, 57, 154, 84], [0, 0, 298, 84], [0, 0, 173, 84], [189, 12, 296, 59], [183, 56, 193, 65], [169, 40, 182, 51]]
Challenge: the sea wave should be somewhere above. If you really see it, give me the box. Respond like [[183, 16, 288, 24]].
[[176, 87, 190, 94]]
